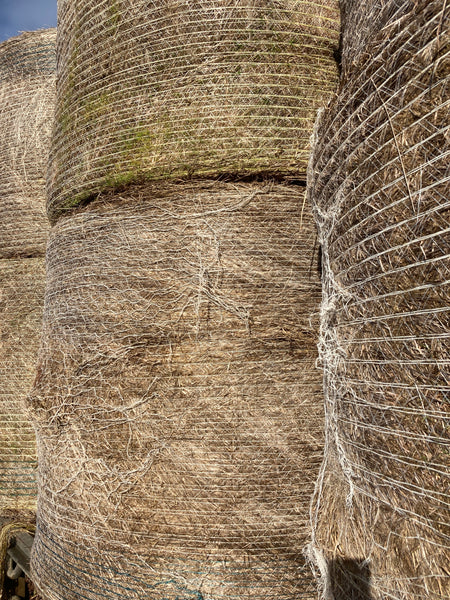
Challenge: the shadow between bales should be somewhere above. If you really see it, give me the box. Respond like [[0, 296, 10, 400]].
[[329, 557, 373, 600]]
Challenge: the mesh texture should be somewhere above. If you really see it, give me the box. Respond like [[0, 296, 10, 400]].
[[0, 30, 56, 258], [0, 30, 55, 515], [47, 0, 339, 222], [308, 1, 449, 598], [0, 259, 45, 511], [30, 181, 324, 600]]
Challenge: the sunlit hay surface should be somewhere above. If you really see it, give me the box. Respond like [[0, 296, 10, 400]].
[[30, 181, 323, 600], [0, 29, 55, 517], [47, 0, 340, 222], [0, 259, 45, 512], [0, 29, 56, 258], [308, 1, 449, 598]]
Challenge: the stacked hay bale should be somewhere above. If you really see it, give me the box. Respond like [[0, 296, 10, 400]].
[[47, 0, 340, 221], [308, 1, 449, 598], [0, 30, 56, 515], [338, 0, 406, 80], [29, 2, 340, 599]]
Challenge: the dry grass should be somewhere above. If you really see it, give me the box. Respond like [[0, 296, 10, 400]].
[[47, 0, 340, 222], [0, 30, 55, 518], [30, 180, 324, 599], [0, 259, 45, 512], [308, 1, 449, 598], [0, 30, 56, 258], [339, 0, 408, 81]]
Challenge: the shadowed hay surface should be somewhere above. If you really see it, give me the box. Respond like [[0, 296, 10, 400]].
[[30, 181, 323, 600], [0, 259, 45, 511], [0, 30, 56, 258], [307, 1, 449, 598], [47, 0, 339, 222], [339, 0, 412, 81]]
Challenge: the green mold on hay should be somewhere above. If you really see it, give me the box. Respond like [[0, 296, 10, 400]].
[[82, 92, 111, 121], [109, 0, 121, 31]]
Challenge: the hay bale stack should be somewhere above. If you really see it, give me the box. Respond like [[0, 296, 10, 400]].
[[0, 260, 46, 511], [0, 29, 56, 258], [308, 1, 449, 598], [47, 0, 339, 222], [30, 181, 323, 599], [339, 0, 408, 80], [0, 30, 56, 515]]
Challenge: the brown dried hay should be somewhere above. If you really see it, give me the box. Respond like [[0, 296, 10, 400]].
[[47, 0, 340, 223], [307, 1, 449, 598], [0, 30, 56, 258], [339, 0, 408, 81], [30, 180, 323, 599], [0, 259, 45, 512]]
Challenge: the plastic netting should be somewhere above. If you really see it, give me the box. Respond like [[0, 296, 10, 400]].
[[0, 30, 56, 515], [0, 260, 46, 512], [308, 1, 449, 598], [0, 30, 56, 259], [30, 181, 324, 600], [339, 0, 408, 81], [47, 0, 339, 222]]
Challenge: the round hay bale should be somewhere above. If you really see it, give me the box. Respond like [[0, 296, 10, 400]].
[[0, 29, 56, 258], [30, 181, 323, 599], [0, 259, 45, 511], [339, 0, 408, 80], [47, 0, 340, 223], [308, 1, 449, 598]]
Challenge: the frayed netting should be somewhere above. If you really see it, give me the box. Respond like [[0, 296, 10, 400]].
[[308, 0, 449, 597], [30, 181, 324, 600], [0, 30, 56, 516], [0, 30, 56, 259], [47, 0, 339, 222]]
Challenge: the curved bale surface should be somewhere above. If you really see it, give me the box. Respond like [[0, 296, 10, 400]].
[[30, 181, 323, 600], [0, 259, 45, 511], [0, 29, 56, 258], [339, 0, 408, 81], [0, 29, 56, 516], [47, 0, 339, 222], [308, 1, 449, 598]]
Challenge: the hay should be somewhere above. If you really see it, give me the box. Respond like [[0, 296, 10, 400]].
[[30, 181, 324, 599], [0, 29, 55, 521], [308, 1, 449, 598], [47, 0, 340, 222], [0, 30, 56, 258], [339, 0, 408, 81], [0, 259, 46, 512]]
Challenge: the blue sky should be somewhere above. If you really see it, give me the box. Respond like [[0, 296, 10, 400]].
[[0, 0, 56, 43]]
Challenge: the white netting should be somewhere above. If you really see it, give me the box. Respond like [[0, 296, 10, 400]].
[[30, 181, 324, 600], [308, 1, 449, 598], [339, 0, 407, 81], [47, 0, 339, 222], [0, 30, 56, 258], [0, 30, 56, 516], [0, 259, 46, 513]]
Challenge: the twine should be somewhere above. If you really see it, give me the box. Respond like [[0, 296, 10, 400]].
[[339, 0, 410, 81], [0, 260, 45, 513]]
